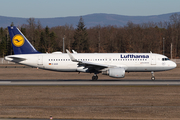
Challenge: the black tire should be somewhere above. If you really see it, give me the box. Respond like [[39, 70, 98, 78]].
[[92, 76, 98, 81], [92, 76, 95, 81]]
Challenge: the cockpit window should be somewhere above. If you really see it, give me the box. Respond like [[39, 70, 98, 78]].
[[162, 58, 170, 61]]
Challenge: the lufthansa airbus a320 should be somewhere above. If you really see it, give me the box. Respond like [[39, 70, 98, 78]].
[[5, 26, 177, 80]]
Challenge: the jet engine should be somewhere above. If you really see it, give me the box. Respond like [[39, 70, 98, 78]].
[[102, 67, 125, 78]]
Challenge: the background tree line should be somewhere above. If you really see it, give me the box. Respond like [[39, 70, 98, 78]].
[[0, 14, 180, 59]]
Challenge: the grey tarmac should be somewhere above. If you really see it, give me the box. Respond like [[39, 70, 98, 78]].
[[0, 79, 180, 86], [0, 118, 86, 120]]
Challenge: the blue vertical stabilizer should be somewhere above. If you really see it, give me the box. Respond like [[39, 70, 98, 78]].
[[8, 26, 40, 54]]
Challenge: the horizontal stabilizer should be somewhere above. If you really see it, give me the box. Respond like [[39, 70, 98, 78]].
[[9, 57, 26, 61], [5, 56, 26, 63]]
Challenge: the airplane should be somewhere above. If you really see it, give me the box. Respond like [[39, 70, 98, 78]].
[[5, 26, 177, 80]]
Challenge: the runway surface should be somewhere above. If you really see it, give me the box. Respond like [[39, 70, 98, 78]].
[[0, 79, 180, 86], [0, 118, 83, 120], [0, 119, 87, 120]]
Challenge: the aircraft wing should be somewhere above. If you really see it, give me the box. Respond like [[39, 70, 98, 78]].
[[78, 61, 108, 68], [66, 49, 115, 70]]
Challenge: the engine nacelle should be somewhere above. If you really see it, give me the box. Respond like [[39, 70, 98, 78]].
[[102, 67, 125, 78]]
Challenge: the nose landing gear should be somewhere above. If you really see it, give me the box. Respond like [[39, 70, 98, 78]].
[[151, 71, 155, 80]]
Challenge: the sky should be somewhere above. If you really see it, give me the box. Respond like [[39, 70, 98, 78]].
[[0, 0, 180, 18]]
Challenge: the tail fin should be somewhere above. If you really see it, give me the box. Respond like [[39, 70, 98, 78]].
[[8, 26, 40, 54]]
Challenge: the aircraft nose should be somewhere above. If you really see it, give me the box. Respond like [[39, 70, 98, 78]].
[[172, 61, 177, 68]]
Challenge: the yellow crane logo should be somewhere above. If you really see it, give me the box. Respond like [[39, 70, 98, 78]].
[[12, 34, 25, 47]]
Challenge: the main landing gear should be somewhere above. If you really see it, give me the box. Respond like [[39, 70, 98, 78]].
[[92, 74, 98, 81], [151, 71, 155, 80]]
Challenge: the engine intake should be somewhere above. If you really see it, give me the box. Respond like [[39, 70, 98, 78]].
[[102, 67, 125, 78]]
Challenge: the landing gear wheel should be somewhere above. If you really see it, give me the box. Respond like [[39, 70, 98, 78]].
[[151, 71, 155, 80], [151, 76, 155, 80], [92, 75, 98, 81]]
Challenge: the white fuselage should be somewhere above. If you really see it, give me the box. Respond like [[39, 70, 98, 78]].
[[5, 53, 177, 73]]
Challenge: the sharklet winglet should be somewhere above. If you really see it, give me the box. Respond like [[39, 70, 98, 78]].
[[66, 49, 78, 62]]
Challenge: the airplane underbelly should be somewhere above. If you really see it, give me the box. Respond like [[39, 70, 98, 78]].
[[127, 64, 151, 72], [127, 66, 165, 72]]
